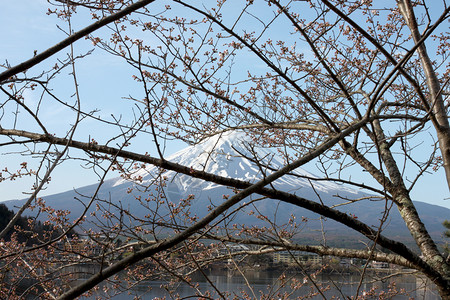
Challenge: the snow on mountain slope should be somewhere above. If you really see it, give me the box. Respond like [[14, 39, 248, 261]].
[[111, 130, 357, 198]]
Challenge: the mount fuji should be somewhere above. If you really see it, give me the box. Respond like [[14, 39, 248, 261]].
[[5, 131, 450, 247]]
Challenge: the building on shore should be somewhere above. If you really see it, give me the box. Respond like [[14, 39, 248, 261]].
[[272, 251, 322, 266]]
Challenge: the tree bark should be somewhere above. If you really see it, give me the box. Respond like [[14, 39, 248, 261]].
[[397, 0, 450, 192]]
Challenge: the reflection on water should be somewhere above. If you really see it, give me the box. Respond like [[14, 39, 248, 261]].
[[82, 268, 440, 299]]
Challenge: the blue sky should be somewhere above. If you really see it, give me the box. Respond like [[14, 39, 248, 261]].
[[0, 0, 449, 209]]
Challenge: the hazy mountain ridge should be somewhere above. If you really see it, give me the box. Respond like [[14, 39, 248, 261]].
[[4, 131, 449, 247]]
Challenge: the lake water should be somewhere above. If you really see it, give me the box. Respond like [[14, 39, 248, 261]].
[[82, 268, 440, 299]]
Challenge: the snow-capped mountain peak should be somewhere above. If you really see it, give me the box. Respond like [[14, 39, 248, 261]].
[[112, 130, 357, 197], [8, 130, 449, 242]]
